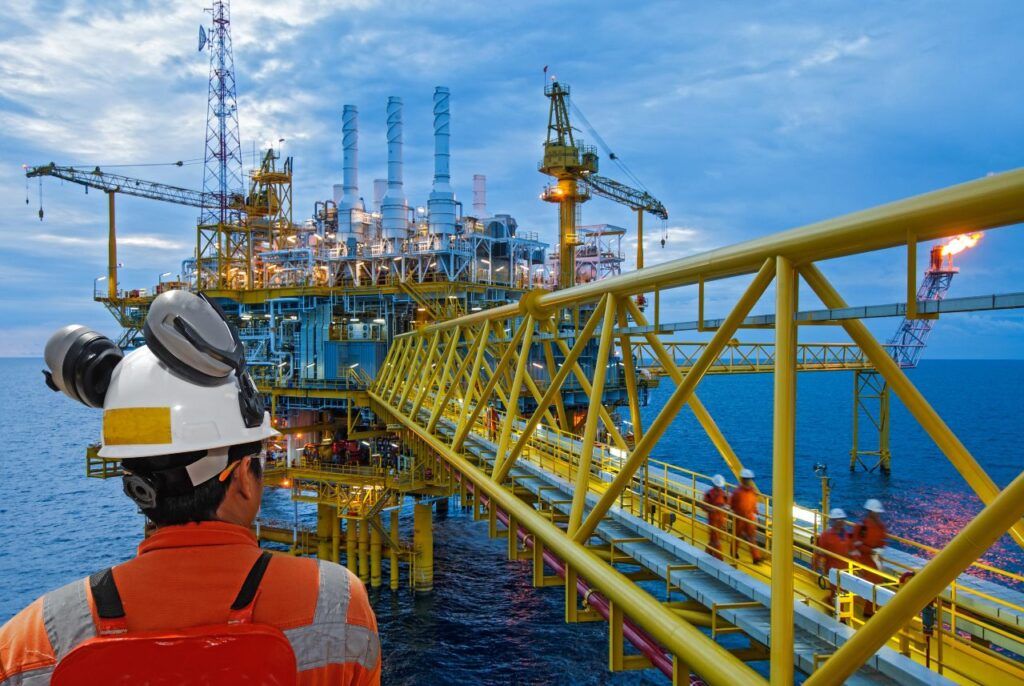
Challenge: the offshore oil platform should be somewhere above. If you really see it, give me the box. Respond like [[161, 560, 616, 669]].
[[27, 2, 1024, 684]]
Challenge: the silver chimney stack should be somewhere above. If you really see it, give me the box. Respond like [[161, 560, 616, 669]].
[[473, 174, 487, 217], [339, 104, 363, 238], [428, 86, 456, 235], [381, 96, 408, 240], [373, 179, 386, 214]]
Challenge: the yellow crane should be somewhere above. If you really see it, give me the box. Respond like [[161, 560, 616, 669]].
[[539, 80, 668, 290]]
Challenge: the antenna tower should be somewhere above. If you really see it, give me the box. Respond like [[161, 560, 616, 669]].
[[200, 0, 243, 226]]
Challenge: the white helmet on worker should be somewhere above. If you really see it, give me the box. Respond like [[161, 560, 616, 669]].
[[712, 474, 726, 488], [864, 498, 885, 514], [829, 508, 848, 521], [740, 468, 755, 480], [43, 291, 278, 504]]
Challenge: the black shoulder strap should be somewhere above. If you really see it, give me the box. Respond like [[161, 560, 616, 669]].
[[231, 551, 273, 611], [89, 568, 126, 619]]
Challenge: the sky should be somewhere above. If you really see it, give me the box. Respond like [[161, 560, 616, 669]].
[[0, 0, 1022, 357]]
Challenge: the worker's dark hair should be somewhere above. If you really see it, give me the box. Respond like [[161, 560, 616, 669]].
[[122, 441, 263, 527]]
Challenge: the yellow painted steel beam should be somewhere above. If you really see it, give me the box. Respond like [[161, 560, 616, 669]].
[[370, 389, 766, 686], [410, 168, 1024, 336], [452, 321, 492, 432], [800, 263, 1024, 550], [400, 330, 440, 410], [492, 296, 608, 484], [491, 316, 536, 478], [805, 468, 1024, 686], [568, 295, 618, 534], [452, 322, 527, 452], [545, 324, 630, 451], [428, 324, 483, 432], [412, 327, 458, 418], [770, 256, 797, 686], [541, 338, 569, 430], [616, 304, 644, 438], [573, 259, 776, 544], [623, 298, 749, 483]]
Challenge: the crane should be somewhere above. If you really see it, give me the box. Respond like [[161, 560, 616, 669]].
[[539, 80, 667, 289], [25, 163, 247, 300]]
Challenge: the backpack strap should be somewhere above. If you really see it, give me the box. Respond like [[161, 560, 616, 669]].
[[228, 551, 273, 623], [89, 568, 128, 636]]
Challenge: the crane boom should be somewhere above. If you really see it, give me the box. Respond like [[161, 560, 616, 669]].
[[25, 163, 212, 208], [580, 173, 668, 220]]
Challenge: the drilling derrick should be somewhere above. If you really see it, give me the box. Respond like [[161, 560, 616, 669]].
[[539, 82, 597, 290]]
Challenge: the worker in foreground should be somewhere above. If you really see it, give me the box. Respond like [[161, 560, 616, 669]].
[[701, 474, 728, 560], [852, 498, 889, 617], [0, 291, 380, 686], [729, 469, 763, 564], [814, 508, 852, 610]]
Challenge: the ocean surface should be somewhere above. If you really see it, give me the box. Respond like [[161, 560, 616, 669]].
[[1, 357, 1021, 684]]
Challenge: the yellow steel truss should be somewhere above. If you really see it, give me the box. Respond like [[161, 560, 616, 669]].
[[368, 168, 1024, 684]]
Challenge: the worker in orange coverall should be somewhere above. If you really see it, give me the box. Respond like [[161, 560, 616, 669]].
[[852, 498, 888, 617], [814, 508, 852, 608], [729, 469, 763, 563], [702, 474, 729, 560]]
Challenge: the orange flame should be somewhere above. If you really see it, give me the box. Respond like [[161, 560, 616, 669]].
[[940, 232, 983, 256]]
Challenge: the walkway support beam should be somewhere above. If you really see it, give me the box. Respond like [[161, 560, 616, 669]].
[[800, 263, 1024, 550], [770, 256, 797, 686]]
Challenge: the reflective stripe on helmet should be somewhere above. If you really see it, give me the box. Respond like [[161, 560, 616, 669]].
[[103, 407, 172, 446], [284, 560, 379, 672], [42, 579, 96, 660]]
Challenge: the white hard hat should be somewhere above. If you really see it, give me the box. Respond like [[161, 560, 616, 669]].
[[864, 499, 885, 513], [740, 468, 755, 479], [712, 474, 726, 488], [829, 508, 848, 521], [99, 346, 277, 459]]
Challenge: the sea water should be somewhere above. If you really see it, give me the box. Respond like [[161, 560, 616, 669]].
[[1, 358, 1020, 684]]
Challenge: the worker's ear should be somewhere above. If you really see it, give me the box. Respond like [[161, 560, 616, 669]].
[[233, 455, 260, 500]]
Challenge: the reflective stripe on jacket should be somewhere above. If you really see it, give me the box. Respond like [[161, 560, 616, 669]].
[[0, 521, 380, 685]]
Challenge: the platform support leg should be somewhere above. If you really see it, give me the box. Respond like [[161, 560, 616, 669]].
[[390, 509, 400, 591], [413, 502, 434, 593], [370, 515, 382, 589]]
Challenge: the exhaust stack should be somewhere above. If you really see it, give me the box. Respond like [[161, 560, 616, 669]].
[[428, 86, 456, 235], [373, 179, 386, 214], [339, 104, 364, 238], [473, 174, 487, 217], [381, 96, 408, 240]]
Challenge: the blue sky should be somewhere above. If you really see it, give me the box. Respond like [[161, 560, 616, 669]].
[[1, 0, 1022, 356]]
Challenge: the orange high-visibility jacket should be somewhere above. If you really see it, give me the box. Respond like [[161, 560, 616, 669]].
[[0, 521, 381, 686], [854, 516, 888, 551], [729, 485, 758, 520]]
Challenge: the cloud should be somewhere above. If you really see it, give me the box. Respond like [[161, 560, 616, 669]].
[[30, 234, 186, 251]]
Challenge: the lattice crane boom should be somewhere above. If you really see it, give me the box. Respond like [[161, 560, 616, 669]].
[[580, 173, 668, 220], [25, 163, 212, 208]]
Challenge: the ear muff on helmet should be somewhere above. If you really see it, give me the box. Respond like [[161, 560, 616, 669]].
[[43, 325, 124, 408], [144, 291, 244, 387], [143, 290, 265, 429]]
